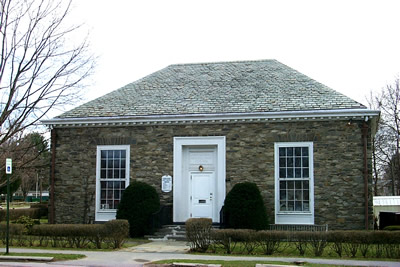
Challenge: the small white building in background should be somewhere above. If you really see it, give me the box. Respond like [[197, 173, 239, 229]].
[[373, 196, 400, 227]]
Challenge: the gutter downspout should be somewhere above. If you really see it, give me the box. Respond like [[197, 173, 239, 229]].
[[50, 129, 56, 224], [362, 120, 369, 230]]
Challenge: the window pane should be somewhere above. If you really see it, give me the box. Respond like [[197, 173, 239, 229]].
[[303, 201, 310, 211], [295, 157, 301, 167], [288, 201, 294, 211], [279, 168, 286, 178], [280, 190, 286, 201], [114, 160, 120, 168], [279, 181, 286, 189], [114, 200, 120, 209], [295, 201, 302, 211], [114, 150, 120, 158], [101, 151, 107, 159], [121, 150, 126, 158], [114, 181, 121, 189], [280, 201, 287, 211], [121, 169, 126, 178], [107, 170, 113, 179], [101, 160, 106, 168], [101, 170, 106, 179], [107, 150, 113, 158], [287, 148, 293, 156], [108, 159, 113, 168], [287, 168, 293, 178], [287, 158, 293, 168], [303, 190, 309, 201], [303, 157, 309, 167], [295, 190, 302, 200], [287, 190, 294, 200], [113, 170, 119, 179], [279, 158, 286, 167], [295, 181, 302, 189], [303, 168, 309, 178], [115, 190, 120, 199], [279, 147, 286, 156], [302, 147, 308, 156], [304, 180, 309, 189], [295, 168, 302, 178], [295, 147, 301, 156], [287, 181, 294, 189]]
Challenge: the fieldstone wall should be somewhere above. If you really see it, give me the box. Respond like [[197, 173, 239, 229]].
[[52, 119, 373, 229]]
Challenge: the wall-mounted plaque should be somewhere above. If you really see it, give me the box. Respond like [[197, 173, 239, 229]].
[[161, 175, 172, 192]]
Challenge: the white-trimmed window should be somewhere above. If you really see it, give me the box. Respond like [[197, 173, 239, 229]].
[[96, 145, 130, 221], [274, 142, 314, 225]]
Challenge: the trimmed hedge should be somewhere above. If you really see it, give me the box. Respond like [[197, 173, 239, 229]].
[[116, 181, 160, 237], [223, 182, 268, 230], [0, 208, 42, 221], [383, 225, 400, 231], [31, 219, 129, 249], [30, 203, 48, 218]]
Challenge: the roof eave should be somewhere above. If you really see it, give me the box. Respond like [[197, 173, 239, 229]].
[[42, 108, 380, 128]]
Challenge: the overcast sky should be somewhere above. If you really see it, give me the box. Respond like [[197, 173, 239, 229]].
[[64, 0, 400, 115]]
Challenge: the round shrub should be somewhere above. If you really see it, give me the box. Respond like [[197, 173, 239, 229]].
[[224, 182, 268, 230], [116, 181, 160, 237]]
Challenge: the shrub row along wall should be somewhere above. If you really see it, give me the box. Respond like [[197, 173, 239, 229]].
[[0, 219, 129, 249], [211, 230, 400, 258], [186, 219, 400, 258], [0, 208, 44, 221]]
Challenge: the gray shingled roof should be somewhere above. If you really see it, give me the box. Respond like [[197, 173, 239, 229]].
[[57, 59, 365, 119]]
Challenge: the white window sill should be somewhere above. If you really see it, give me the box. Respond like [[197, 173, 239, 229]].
[[95, 210, 117, 222]]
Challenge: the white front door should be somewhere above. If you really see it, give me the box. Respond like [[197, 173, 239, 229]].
[[187, 147, 216, 219], [173, 136, 226, 223], [191, 172, 214, 218]]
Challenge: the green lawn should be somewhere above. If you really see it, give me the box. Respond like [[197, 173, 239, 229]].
[[1, 252, 85, 261], [0, 237, 149, 251], [152, 259, 352, 267]]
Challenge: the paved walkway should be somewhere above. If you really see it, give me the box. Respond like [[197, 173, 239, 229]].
[[0, 241, 399, 267]]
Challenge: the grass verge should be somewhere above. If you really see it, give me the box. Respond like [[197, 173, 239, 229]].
[[151, 259, 352, 267], [0, 252, 85, 261]]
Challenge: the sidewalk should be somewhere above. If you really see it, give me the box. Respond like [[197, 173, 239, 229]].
[[0, 241, 399, 267]]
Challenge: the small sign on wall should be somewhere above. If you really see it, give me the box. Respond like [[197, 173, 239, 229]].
[[161, 175, 172, 192]]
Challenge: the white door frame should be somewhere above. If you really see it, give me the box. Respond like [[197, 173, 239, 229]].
[[173, 136, 226, 223]]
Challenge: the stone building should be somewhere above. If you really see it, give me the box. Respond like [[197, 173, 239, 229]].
[[43, 60, 379, 230]]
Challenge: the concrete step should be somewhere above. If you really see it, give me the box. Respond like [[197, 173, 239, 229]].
[[146, 225, 187, 241]]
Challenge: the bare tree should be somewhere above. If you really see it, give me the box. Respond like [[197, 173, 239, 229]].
[[368, 78, 400, 195], [0, 132, 49, 194], [0, 0, 94, 150]]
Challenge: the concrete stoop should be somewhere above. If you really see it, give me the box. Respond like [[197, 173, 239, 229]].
[[145, 225, 187, 241]]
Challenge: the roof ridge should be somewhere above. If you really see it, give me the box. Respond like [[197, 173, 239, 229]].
[[169, 59, 278, 67]]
